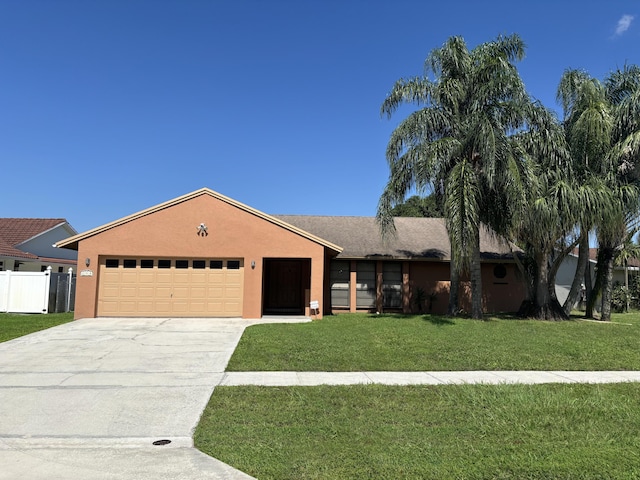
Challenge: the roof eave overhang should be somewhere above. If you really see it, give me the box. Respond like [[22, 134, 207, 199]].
[[55, 188, 343, 254]]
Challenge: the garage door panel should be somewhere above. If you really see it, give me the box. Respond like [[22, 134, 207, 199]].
[[98, 258, 243, 317], [156, 286, 171, 297], [139, 272, 155, 282], [208, 286, 224, 297], [101, 286, 119, 298], [157, 273, 172, 283], [224, 302, 241, 314], [155, 301, 171, 313], [138, 287, 154, 298], [191, 287, 206, 298], [174, 273, 189, 283], [225, 287, 241, 297], [192, 272, 206, 282], [208, 273, 224, 283]]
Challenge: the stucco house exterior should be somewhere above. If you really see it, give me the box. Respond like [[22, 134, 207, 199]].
[[0, 218, 78, 273], [56, 188, 524, 320]]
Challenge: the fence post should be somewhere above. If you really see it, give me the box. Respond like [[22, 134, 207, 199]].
[[43, 266, 52, 314], [2, 270, 11, 313], [67, 268, 73, 313]]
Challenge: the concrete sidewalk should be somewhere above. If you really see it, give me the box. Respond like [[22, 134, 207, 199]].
[[220, 370, 640, 386]]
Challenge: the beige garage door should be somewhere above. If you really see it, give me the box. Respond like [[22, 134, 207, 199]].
[[98, 258, 243, 317]]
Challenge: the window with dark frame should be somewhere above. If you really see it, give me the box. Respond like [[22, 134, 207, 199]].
[[227, 260, 240, 269], [158, 260, 171, 269], [141, 259, 154, 269], [175, 260, 189, 269], [193, 260, 206, 269], [105, 259, 119, 268], [210, 260, 223, 269], [123, 259, 137, 268]]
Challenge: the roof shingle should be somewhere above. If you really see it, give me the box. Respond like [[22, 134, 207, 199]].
[[274, 216, 516, 261]]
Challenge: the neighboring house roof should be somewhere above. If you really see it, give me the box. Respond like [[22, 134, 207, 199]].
[[570, 247, 640, 268], [0, 218, 77, 262], [275, 215, 517, 261], [0, 218, 68, 246], [0, 237, 38, 259], [56, 188, 343, 254]]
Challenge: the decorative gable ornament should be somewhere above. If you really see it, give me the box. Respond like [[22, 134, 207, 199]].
[[197, 223, 208, 236]]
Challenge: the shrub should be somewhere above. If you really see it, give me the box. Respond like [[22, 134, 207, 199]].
[[611, 282, 630, 313]]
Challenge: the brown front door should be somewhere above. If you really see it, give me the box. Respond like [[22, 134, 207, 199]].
[[263, 259, 308, 314]]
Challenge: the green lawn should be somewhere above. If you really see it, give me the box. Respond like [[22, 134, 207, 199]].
[[195, 383, 640, 479], [0, 312, 74, 343], [226, 312, 640, 371]]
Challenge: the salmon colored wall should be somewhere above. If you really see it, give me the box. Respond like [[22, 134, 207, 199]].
[[408, 262, 451, 314], [408, 261, 524, 314], [478, 263, 525, 313], [75, 194, 327, 319]]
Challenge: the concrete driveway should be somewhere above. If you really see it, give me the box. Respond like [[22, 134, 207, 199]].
[[0, 317, 261, 480]]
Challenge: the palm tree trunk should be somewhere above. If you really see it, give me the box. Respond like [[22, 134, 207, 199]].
[[562, 233, 589, 316], [625, 260, 629, 312], [586, 249, 605, 318], [584, 260, 593, 312], [529, 248, 568, 320], [600, 247, 615, 321], [470, 227, 483, 319], [448, 259, 460, 316]]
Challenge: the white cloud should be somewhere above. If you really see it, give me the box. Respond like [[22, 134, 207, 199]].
[[615, 14, 634, 35]]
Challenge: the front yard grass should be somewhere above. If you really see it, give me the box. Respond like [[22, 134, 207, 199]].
[[0, 312, 74, 343], [195, 383, 640, 479], [226, 312, 640, 371]]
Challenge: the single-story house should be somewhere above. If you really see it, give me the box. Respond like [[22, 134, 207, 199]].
[[0, 218, 78, 273], [56, 188, 524, 320]]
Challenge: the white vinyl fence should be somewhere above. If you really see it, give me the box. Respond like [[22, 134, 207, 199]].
[[0, 267, 75, 314]]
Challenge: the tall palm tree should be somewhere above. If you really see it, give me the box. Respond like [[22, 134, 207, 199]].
[[378, 34, 540, 319], [559, 66, 640, 320], [556, 69, 613, 316], [510, 119, 576, 319]]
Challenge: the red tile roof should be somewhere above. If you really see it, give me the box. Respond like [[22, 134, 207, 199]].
[[0, 237, 38, 259], [0, 218, 70, 261], [0, 218, 67, 246]]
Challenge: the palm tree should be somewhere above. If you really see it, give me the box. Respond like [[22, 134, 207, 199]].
[[559, 66, 640, 320], [377, 34, 540, 319], [556, 69, 613, 316], [510, 141, 576, 320]]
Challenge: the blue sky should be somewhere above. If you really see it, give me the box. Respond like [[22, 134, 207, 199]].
[[1, 0, 639, 233]]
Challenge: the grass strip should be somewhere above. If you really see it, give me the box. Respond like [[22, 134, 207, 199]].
[[226, 313, 640, 371], [0, 312, 74, 342], [195, 383, 640, 479]]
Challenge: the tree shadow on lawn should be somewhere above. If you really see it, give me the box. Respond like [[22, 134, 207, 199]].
[[422, 314, 456, 325], [365, 313, 457, 326]]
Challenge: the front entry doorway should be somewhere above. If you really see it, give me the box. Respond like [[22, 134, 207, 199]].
[[263, 258, 310, 315]]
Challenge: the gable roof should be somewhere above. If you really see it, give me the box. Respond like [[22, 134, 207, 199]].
[[0, 237, 38, 259], [0, 218, 74, 260], [571, 247, 640, 268], [55, 188, 343, 253], [275, 215, 517, 261], [0, 218, 69, 246]]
